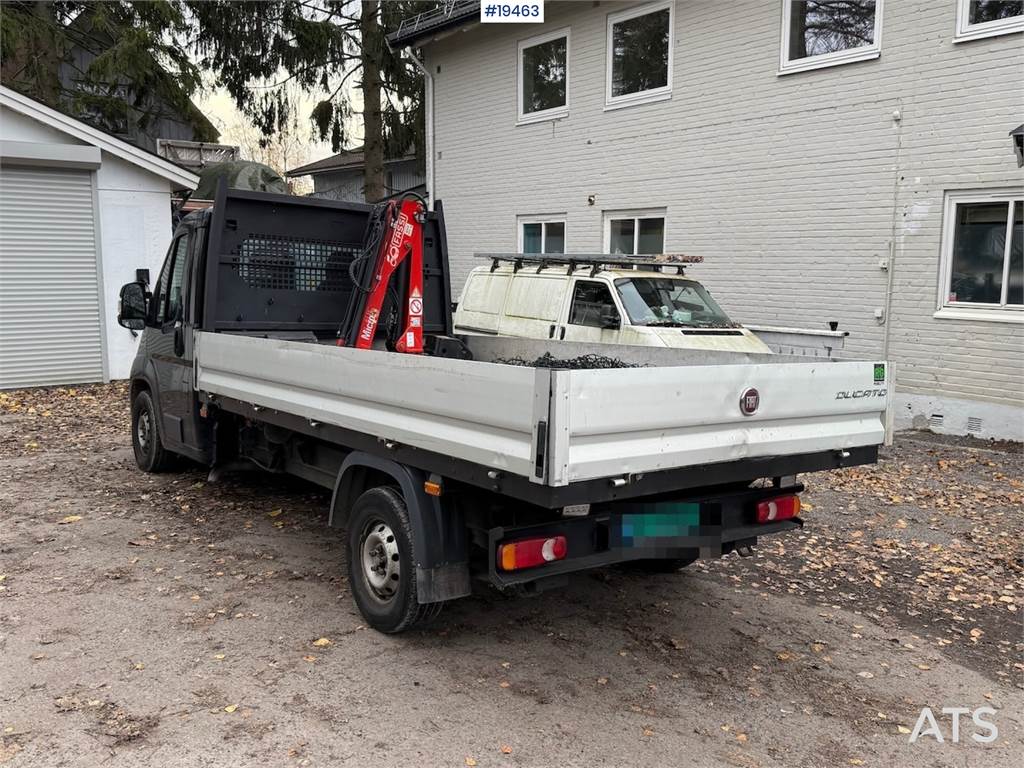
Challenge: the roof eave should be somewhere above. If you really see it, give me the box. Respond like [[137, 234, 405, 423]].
[[0, 85, 199, 190], [287, 155, 417, 177]]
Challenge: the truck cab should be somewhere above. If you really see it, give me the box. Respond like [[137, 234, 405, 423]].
[[454, 263, 772, 355]]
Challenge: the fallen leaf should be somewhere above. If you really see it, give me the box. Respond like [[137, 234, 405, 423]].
[[465, 758, 477, 767], [857, 671, 874, 679], [775, 651, 793, 661], [500, 745, 513, 754], [897, 725, 911, 735], [224, 704, 238, 713], [302, 655, 317, 663], [268, 509, 283, 518], [736, 733, 748, 743], [58, 515, 82, 525], [596, 677, 608, 685], [312, 637, 331, 647], [642, 727, 655, 737], [0, 739, 24, 762], [213, 654, 225, 660], [915, 664, 931, 671], [498, 680, 510, 689]]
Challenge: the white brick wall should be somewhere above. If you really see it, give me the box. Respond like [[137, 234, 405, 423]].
[[424, 1, 1023, 432]]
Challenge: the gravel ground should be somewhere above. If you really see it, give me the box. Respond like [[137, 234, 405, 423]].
[[0, 383, 1021, 768]]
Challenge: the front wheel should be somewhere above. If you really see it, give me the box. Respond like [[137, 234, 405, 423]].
[[131, 390, 175, 473], [346, 487, 443, 633]]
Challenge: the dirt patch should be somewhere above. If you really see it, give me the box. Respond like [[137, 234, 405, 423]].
[[1, 383, 1022, 767]]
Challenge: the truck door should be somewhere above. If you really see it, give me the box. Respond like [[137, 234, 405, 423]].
[[148, 226, 202, 455]]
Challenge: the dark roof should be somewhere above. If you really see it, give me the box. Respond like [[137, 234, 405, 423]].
[[387, 0, 480, 49], [1011, 124, 1024, 137], [287, 147, 416, 177], [65, 9, 219, 143]]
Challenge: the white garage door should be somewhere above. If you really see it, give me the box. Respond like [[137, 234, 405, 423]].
[[0, 166, 104, 388]]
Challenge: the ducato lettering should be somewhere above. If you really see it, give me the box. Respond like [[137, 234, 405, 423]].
[[835, 389, 887, 400]]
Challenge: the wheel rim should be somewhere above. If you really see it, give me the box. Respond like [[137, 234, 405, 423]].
[[359, 519, 401, 603], [137, 409, 152, 452]]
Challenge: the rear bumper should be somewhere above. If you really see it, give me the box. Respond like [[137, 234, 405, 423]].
[[486, 487, 802, 587]]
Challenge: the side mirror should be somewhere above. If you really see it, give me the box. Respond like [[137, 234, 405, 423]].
[[600, 306, 621, 330], [118, 281, 149, 330]]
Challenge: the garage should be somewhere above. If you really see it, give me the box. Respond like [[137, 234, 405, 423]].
[[0, 166, 104, 387], [0, 85, 197, 389]]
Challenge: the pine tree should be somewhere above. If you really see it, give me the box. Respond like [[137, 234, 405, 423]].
[[0, 2, 212, 141], [189, 1, 437, 203]]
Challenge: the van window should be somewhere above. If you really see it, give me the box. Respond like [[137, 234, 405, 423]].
[[615, 277, 736, 328], [166, 237, 189, 322], [154, 235, 189, 324], [505, 274, 564, 321], [569, 281, 619, 327]]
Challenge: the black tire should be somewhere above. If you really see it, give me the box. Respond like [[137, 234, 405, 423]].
[[622, 555, 698, 574], [131, 390, 176, 473], [346, 487, 443, 634]]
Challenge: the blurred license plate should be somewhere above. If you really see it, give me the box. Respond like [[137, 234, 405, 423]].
[[616, 503, 703, 548]]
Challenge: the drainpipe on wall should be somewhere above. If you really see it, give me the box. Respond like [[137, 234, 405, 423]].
[[405, 49, 435, 210], [882, 101, 905, 445]]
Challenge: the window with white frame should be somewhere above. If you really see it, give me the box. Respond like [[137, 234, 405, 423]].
[[606, 2, 673, 108], [955, 0, 1024, 41], [780, 0, 883, 74], [518, 28, 569, 122], [938, 191, 1023, 317], [604, 212, 666, 255], [519, 217, 566, 254]]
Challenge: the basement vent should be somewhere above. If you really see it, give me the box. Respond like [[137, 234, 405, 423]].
[[929, 414, 944, 429], [966, 416, 983, 434]]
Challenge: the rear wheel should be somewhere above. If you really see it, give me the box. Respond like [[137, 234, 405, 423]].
[[346, 487, 443, 633], [131, 390, 175, 473]]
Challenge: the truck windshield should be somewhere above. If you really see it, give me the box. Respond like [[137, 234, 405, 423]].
[[614, 277, 738, 328]]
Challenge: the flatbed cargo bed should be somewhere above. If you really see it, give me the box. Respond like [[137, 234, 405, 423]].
[[195, 331, 887, 506]]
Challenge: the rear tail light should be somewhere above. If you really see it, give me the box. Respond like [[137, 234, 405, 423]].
[[498, 535, 567, 571], [755, 494, 801, 523]]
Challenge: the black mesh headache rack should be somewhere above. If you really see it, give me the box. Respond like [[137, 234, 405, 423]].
[[475, 252, 705, 277]]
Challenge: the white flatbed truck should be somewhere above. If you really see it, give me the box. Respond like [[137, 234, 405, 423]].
[[116, 187, 890, 633]]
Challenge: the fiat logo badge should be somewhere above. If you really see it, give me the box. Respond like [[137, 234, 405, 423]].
[[740, 388, 759, 416]]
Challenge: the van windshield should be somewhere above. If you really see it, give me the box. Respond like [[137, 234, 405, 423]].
[[614, 277, 738, 328]]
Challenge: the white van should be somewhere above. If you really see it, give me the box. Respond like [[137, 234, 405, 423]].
[[454, 259, 772, 354]]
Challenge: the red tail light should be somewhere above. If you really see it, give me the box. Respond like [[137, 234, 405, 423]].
[[498, 536, 567, 571], [755, 495, 801, 523]]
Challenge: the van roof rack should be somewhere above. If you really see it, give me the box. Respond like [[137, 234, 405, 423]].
[[474, 252, 704, 277]]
